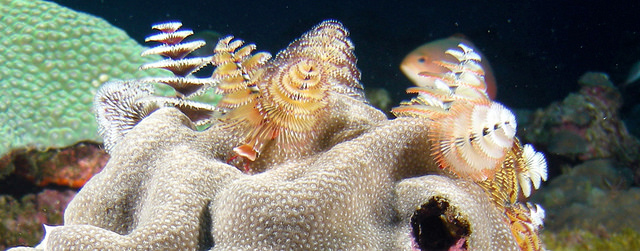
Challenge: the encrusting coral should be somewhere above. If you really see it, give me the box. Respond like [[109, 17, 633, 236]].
[[0, 0, 171, 157], [0, 0, 221, 160], [10, 20, 548, 250]]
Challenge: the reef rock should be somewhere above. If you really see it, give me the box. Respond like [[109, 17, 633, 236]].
[[522, 72, 640, 183]]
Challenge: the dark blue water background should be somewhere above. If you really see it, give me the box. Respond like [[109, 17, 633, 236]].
[[50, 0, 640, 110]]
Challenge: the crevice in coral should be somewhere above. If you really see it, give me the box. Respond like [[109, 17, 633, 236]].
[[0, 141, 107, 197], [410, 196, 470, 250], [0, 174, 42, 198], [0, 173, 77, 199], [198, 205, 214, 250]]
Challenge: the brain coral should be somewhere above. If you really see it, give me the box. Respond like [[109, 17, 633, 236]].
[[0, 0, 169, 156]]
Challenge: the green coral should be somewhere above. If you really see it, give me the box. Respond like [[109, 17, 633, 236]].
[[0, 0, 169, 156]]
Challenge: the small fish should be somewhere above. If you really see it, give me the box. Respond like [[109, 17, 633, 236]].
[[400, 36, 498, 99]]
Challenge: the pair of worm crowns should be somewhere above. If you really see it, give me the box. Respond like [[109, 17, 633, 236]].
[[94, 20, 364, 164], [391, 44, 548, 251]]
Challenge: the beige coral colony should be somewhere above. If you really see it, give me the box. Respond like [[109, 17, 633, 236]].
[[11, 20, 549, 250]]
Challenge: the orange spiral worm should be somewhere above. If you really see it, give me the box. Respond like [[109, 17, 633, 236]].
[[211, 36, 270, 111], [392, 43, 518, 181], [215, 20, 363, 162], [428, 101, 517, 181]]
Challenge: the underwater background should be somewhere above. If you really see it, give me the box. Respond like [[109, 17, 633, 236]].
[[2, 0, 640, 249], [50, 0, 640, 110]]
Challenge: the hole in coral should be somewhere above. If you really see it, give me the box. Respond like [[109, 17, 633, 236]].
[[410, 196, 471, 250]]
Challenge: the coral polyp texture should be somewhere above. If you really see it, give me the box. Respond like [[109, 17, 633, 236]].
[[10, 20, 548, 250], [0, 0, 170, 157]]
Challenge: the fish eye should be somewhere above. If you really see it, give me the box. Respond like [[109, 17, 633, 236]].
[[418, 57, 426, 63]]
